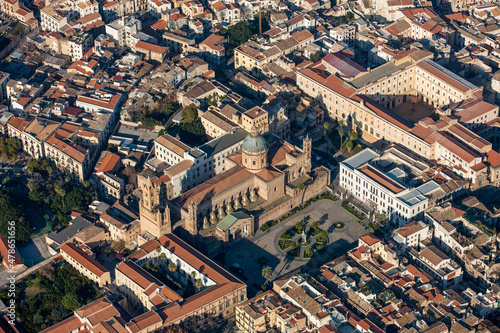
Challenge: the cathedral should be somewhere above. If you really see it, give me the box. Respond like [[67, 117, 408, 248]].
[[139, 126, 330, 246]]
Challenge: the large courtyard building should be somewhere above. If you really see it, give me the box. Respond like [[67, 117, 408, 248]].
[[297, 49, 498, 185]]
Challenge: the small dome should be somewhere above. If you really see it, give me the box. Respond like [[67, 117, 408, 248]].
[[242, 126, 267, 154]]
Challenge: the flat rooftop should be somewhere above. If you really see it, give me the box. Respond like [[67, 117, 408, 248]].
[[349, 60, 412, 89], [114, 122, 158, 145]]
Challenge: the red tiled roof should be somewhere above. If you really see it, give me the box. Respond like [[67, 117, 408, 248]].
[[300, 67, 356, 98], [135, 41, 168, 54], [156, 234, 246, 324], [60, 243, 108, 277], [360, 233, 380, 246], [97, 153, 121, 174], [0, 236, 23, 267]]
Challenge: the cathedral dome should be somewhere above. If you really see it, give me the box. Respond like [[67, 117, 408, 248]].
[[242, 126, 267, 154]]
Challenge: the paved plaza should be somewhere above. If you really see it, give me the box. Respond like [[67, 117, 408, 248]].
[[225, 199, 367, 292]]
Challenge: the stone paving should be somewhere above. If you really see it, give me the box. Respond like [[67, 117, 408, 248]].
[[225, 199, 367, 291]]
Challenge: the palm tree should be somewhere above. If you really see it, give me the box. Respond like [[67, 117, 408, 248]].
[[349, 129, 358, 141], [159, 253, 166, 260], [262, 266, 273, 284], [298, 183, 305, 191], [55, 186, 66, 210], [195, 278, 203, 291], [345, 140, 354, 152], [191, 271, 197, 280], [168, 262, 177, 273], [338, 129, 344, 151]]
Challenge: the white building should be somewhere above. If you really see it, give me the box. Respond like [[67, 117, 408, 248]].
[[153, 128, 248, 197], [392, 220, 430, 252], [329, 24, 356, 47], [105, 17, 142, 47], [76, 90, 122, 114], [339, 148, 442, 225]]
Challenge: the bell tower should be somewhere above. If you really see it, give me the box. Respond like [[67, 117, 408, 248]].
[[185, 200, 198, 235], [303, 135, 312, 160], [139, 176, 172, 239]]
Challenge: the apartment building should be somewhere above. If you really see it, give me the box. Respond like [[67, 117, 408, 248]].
[[199, 34, 225, 65], [40, 6, 68, 32], [407, 242, 463, 289], [329, 24, 356, 47], [102, 0, 135, 23], [9, 117, 60, 159], [181, 0, 203, 17], [60, 242, 111, 287], [59, 32, 93, 61], [105, 17, 142, 47], [236, 290, 306, 333], [392, 220, 430, 252], [162, 32, 195, 54], [0, 71, 9, 102], [1, 0, 20, 16], [44, 125, 93, 180], [76, 90, 122, 114], [274, 275, 336, 329], [134, 40, 168, 62], [99, 201, 140, 247]]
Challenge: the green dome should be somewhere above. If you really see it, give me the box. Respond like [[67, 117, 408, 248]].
[[242, 126, 267, 154]]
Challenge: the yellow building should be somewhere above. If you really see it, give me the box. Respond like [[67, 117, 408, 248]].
[[60, 243, 111, 288]]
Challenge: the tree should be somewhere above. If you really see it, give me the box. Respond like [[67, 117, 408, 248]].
[[83, 181, 90, 188], [346, 11, 355, 21], [191, 271, 197, 279], [310, 52, 323, 63], [0, 137, 20, 161], [195, 278, 203, 291], [51, 308, 63, 322], [111, 240, 125, 253], [2, 177, 10, 186], [349, 129, 358, 141], [179, 120, 205, 146], [345, 140, 354, 152], [0, 191, 30, 241], [28, 183, 49, 203], [224, 21, 252, 46], [262, 266, 273, 282], [298, 183, 305, 191], [323, 122, 329, 135], [168, 262, 177, 272], [181, 104, 198, 122], [338, 129, 344, 150], [159, 253, 166, 260], [55, 186, 66, 210], [61, 293, 80, 311], [33, 312, 44, 324]]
